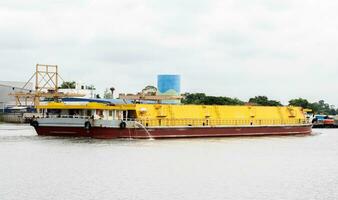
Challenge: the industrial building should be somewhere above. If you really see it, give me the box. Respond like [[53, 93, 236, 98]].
[[0, 81, 33, 112]]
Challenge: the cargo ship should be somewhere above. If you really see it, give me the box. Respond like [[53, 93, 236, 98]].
[[30, 100, 312, 139]]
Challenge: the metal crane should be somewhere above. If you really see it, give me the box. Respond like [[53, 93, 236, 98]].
[[9, 64, 85, 109]]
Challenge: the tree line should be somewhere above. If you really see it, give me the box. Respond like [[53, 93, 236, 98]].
[[182, 93, 337, 115]]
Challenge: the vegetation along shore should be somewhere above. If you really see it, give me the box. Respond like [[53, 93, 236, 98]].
[[182, 93, 337, 115]]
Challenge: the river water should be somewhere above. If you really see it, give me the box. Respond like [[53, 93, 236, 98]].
[[0, 123, 337, 200]]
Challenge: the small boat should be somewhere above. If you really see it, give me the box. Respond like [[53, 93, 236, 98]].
[[312, 115, 336, 128]]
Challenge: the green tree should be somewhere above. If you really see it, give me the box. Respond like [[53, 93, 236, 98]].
[[288, 98, 310, 108], [248, 96, 282, 106], [182, 93, 244, 105], [60, 81, 76, 89], [328, 105, 337, 115], [182, 93, 206, 104], [308, 100, 336, 115]]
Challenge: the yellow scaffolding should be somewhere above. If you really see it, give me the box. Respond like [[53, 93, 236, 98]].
[[10, 64, 84, 109]]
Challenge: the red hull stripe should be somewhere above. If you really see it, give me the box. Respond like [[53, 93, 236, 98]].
[[34, 125, 312, 139]]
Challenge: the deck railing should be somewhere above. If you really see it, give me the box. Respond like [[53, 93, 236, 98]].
[[37, 114, 309, 127], [40, 115, 91, 119], [136, 118, 310, 127]]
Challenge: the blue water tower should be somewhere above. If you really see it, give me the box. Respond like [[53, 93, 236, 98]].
[[157, 75, 181, 104]]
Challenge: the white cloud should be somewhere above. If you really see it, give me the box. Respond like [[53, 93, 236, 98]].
[[0, 0, 337, 104]]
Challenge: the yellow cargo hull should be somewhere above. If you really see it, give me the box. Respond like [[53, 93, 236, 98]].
[[37, 102, 309, 127]]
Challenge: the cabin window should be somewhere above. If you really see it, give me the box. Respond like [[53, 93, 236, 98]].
[[70, 109, 80, 116], [96, 110, 104, 118], [86, 110, 91, 116], [109, 110, 113, 117], [128, 111, 136, 120], [123, 111, 128, 120]]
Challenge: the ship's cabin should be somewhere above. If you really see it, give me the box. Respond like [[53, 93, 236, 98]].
[[39, 103, 137, 121]]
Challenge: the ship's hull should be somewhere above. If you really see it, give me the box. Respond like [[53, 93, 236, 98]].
[[34, 125, 312, 139]]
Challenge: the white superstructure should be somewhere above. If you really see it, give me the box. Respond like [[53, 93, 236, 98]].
[[59, 82, 97, 98]]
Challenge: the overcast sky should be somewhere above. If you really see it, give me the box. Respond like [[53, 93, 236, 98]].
[[0, 0, 337, 105]]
